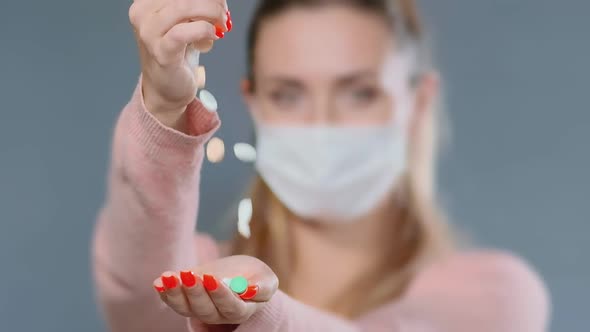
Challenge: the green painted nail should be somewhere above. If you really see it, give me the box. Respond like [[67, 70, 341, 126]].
[[229, 276, 248, 294]]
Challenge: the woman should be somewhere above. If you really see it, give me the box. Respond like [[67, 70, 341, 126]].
[[92, 0, 550, 331]]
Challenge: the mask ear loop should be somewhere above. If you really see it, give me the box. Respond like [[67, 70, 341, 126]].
[[387, 0, 431, 133], [384, 47, 418, 137], [382, 46, 421, 210], [381, 48, 417, 207]]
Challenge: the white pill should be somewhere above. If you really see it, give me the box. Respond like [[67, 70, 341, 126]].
[[237, 198, 253, 239], [222, 278, 232, 287], [198, 89, 218, 112], [233, 143, 257, 163], [186, 48, 200, 69]]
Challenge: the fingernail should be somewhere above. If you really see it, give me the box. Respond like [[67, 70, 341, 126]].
[[239, 285, 259, 300], [161, 275, 178, 289], [203, 274, 218, 291], [154, 285, 166, 293], [180, 271, 198, 288], [226, 11, 232, 32], [215, 26, 225, 39]]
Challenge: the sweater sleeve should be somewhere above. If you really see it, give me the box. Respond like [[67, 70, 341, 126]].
[[186, 291, 363, 332], [92, 76, 221, 332], [214, 252, 550, 332], [232, 291, 362, 332]]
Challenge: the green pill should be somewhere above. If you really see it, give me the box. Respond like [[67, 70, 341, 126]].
[[229, 276, 249, 294]]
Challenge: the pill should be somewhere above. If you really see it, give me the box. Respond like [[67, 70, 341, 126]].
[[237, 198, 252, 239], [206, 137, 225, 163], [195, 66, 206, 89], [186, 48, 200, 69], [230, 276, 249, 295], [198, 89, 218, 112], [233, 143, 257, 163]]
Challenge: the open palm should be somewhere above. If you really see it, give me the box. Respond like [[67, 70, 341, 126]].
[[153, 255, 279, 325]]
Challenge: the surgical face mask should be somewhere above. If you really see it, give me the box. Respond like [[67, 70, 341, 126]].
[[254, 52, 416, 223], [254, 122, 409, 222]]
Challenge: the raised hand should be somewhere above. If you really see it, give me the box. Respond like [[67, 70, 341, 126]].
[[128, 0, 231, 127]]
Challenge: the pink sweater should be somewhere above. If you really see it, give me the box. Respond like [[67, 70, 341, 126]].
[[92, 79, 551, 332]]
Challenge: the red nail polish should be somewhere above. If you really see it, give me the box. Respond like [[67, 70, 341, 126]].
[[203, 274, 218, 291], [154, 285, 166, 293], [226, 11, 232, 32], [180, 271, 197, 288], [239, 285, 259, 300], [215, 26, 225, 39], [161, 275, 178, 289]]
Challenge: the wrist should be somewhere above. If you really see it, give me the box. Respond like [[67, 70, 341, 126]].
[[141, 83, 191, 132], [151, 109, 190, 133]]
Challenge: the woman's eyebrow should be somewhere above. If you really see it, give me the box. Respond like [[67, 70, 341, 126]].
[[260, 70, 377, 89], [335, 70, 378, 87], [261, 76, 304, 89]]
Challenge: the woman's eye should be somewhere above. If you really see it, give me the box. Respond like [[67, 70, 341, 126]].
[[270, 90, 300, 108], [352, 87, 378, 102]]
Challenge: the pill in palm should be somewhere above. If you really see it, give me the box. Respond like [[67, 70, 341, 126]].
[[229, 276, 249, 294]]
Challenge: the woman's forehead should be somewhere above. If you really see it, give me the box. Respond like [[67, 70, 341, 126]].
[[253, 6, 395, 79]]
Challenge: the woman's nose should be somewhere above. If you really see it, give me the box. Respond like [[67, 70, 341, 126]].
[[308, 98, 337, 125]]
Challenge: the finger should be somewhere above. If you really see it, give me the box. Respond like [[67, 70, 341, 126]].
[[219, 278, 267, 322], [248, 279, 278, 303], [194, 39, 214, 53], [238, 285, 260, 301], [128, 0, 167, 29], [237, 271, 279, 303], [225, 2, 232, 32], [204, 274, 251, 322], [153, 0, 227, 37], [158, 272, 193, 317], [159, 20, 217, 57], [180, 271, 221, 323], [153, 277, 168, 302]]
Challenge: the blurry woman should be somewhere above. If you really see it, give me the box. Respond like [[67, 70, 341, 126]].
[[92, 0, 550, 331]]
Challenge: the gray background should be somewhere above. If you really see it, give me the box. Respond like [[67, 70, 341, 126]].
[[0, 0, 587, 331]]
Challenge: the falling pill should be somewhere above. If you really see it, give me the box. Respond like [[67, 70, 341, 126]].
[[237, 198, 252, 238], [206, 137, 225, 163], [233, 143, 257, 163], [195, 66, 206, 89], [198, 89, 218, 112], [186, 48, 200, 69]]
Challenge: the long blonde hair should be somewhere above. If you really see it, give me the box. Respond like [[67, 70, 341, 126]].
[[231, 0, 455, 318]]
